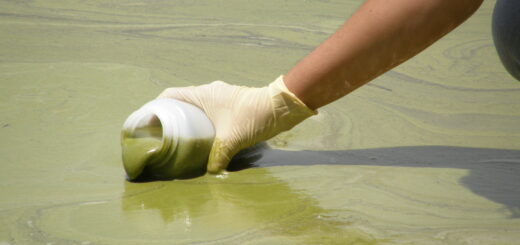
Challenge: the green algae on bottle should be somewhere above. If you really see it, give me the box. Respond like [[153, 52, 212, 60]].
[[121, 99, 215, 180]]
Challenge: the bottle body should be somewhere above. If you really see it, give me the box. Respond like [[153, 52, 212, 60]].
[[121, 98, 215, 180]]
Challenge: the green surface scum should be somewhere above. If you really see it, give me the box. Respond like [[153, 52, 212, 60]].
[[1, 0, 520, 244]]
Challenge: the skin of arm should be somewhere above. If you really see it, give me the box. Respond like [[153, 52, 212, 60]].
[[284, 0, 483, 110]]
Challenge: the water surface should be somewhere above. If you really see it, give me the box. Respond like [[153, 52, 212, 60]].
[[1, 0, 520, 244]]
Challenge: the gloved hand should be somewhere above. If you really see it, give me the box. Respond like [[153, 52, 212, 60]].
[[157, 76, 316, 174]]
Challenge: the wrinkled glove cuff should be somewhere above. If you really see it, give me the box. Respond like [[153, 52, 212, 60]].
[[268, 75, 317, 132]]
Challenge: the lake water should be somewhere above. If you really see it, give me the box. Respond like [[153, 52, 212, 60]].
[[1, 0, 520, 244]]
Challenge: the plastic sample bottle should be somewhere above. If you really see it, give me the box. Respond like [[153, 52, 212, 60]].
[[121, 98, 215, 180]]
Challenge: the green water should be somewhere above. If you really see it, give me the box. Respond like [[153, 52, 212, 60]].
[[122, 137, 162, 180], [123, 136, 214, 180], [1, 0, 520, 244], [121, 123, 213, 180], [141, 137, 213, 180]]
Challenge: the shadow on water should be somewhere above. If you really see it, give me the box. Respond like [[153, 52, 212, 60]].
[[228, 143, 520, 217]]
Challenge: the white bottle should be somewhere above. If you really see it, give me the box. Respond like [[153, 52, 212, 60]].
[[121, 98, 215, 180]]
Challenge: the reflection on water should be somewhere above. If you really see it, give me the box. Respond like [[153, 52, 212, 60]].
[[121, 168, 378, 244]]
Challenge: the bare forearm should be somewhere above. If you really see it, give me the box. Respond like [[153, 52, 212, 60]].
[[284, 0, 483, 110]]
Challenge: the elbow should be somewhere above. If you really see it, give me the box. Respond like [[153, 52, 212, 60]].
[[439, 0, 483, 26], [456, 0, 483, 19], [467, 0, 484, 14]]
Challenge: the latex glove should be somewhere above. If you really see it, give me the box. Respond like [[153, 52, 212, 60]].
[[157, 76, 316, 174]]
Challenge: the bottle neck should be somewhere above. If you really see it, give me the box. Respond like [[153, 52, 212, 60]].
[[122, 99, 180, 167]]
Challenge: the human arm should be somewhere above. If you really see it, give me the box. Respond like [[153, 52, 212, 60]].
[[158, 0, 483, 174], [285, 0, 483, 109]]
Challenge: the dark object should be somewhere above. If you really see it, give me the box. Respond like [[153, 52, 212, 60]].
[[492, 0, 520, 81]]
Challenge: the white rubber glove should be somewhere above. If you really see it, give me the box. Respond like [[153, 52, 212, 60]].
[[157, 76, 316, 174]]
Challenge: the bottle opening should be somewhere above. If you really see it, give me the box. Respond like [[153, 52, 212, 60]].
[[132, 115, 163, 139], [122, 115, 164, 181]]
